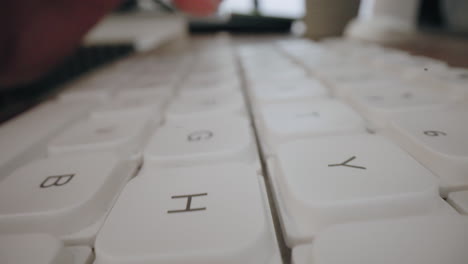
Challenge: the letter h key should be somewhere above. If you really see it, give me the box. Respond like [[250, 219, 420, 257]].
[[167, 193, 208, 214]]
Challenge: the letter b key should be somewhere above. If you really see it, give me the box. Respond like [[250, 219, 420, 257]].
[[0, 153, 137, 240], [40, 174, 75, 188]]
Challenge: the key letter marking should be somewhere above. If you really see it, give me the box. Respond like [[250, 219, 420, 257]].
[[328, 156, 366, 170], [167, 193, 208, 214], [40, 174, 75, 188]]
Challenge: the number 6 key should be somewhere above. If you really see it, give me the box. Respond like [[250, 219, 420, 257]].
[[385, 105, 468, 197]]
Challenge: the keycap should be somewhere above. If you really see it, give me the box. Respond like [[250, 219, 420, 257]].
[[115, 86, 173, 102], [178, 79, 241, 97], [276, 40, 331, 69], [0, 154, 136, 243], [48, 116, 151, 158], [91, 95, 165, 120], [327, 75, 402, 98], [293, 216, 468, 264], [145, 116, 257, 167], [0, 233, 93, 264], [448, 191, 468, 214], [60, 85, 113, 102], [95, 163, 279, 264], [371, 53, 446, 72], [0, 100, 95, 180], [166, 92, 246, 121], [249, 77, 328, 104], [316, 67, 377, 88], [247, 68, 306, 85], [385, 106, 468, 196], [348, 84, 453, 128], [272, 135, 441, 246], [128, 74, 179, 90], [182, 70, 239, 89], [257, 100, 366, 155]]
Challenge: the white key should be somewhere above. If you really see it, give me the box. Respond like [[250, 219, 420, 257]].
[[448, 191, 468, 214], [293, 216, 468, 264], [258, 100, 366, 155], [0, 233, 93, 264], [0, 101, 95, 180], [249, 77, 328, 104], [178, 79, 241, 97], [316, 67, 378, 86], [246, 68, 306, 85], [272, 135, 440, 246], [328, 75, 402, 98], [0, 154, 136, 241], [348, 84, 452, 128], [60, 85, 113, 102], [95, 163, 279, 264], [116, 87, 173, 101], [129, 74, 179, 89], [166, 92, 246, 121], [190, 62, 237, 75], [145, 116, 257, 167], [183, 69, 238, 86], [441, 68, 468, 99], [91, 95, 165, 120], [276, 40, 331, 69], [371, 53, 446, 72], [385, 106, 468, 196], [48, 116, 151, 158]]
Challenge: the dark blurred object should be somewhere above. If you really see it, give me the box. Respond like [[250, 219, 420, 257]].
[[189, 14, 294, 33], [304, 0, 360, 39], [441, 0, 468, 33], [115, 0, 139, 12], [419, 0, 468, 35], [419, 0, 444, 28]]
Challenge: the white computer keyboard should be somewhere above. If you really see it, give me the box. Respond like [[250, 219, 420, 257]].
[[0, 34, 467, 264]]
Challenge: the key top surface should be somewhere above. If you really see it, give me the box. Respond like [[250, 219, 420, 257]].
[[0, 154, 136, 240], [0, 101, 95, 179], [348, 85, 452, 128], [0, 233, 93, 264], [145, 116, 257, 167], [293, 216, 468, 264], [273, 135, 440, 245], [166, 92, 246, 121], [91, 95, 166, 119], [0, 233, 72, 264], [258, 100, 365, 154], [48, 116, 151, 158], [95, 163, 278, 264], [250, 78, 328, 104], [386, 106, 468, 196]]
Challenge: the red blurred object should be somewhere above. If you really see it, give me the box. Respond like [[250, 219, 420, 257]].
[[173, 0, 221, 16], [0, 0, 221, 87]]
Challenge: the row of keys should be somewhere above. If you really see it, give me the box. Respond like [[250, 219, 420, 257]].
[[90, 36, 280, 264], [238, 39, 468, 264], [0, 42, 193, 253], [277, 40, 468, 197], [1, 35, 282, 264]]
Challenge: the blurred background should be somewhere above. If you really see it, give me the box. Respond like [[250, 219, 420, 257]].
[[1, 0, 468, 123]]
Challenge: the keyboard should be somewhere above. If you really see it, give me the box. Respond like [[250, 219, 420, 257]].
[[1, 34, 467, 264]]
